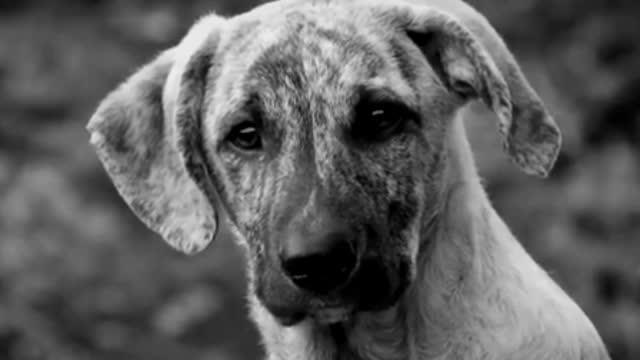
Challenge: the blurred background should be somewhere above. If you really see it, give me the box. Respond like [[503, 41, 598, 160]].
[[0, 0, 638, 359]]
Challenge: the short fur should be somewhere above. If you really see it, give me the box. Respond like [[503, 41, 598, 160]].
[[87, 0, 610, 359]]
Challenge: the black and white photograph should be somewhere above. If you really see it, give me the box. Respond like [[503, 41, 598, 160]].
[[0, 0, 638, 359]]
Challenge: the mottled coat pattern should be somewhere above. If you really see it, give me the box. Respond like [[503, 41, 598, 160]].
[[87, 0, 609, 359]]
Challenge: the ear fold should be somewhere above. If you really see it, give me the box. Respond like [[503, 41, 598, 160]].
[[385, 4, 561, 177], [87, 16, 223, 254]]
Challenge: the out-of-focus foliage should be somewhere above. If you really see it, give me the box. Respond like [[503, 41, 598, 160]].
[[0, 0, 638, 359]]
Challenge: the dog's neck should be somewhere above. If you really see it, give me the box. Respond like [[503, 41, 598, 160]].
[[257, 116, 591, 360]]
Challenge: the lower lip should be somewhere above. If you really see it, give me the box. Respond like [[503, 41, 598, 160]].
[[312, 307, 352, 324]]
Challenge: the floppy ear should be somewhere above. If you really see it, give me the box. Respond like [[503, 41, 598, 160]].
[[384, 4, 561, 177], [87, 16, 223, 254]]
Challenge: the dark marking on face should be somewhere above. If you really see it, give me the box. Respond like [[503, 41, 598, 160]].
[[388, 34, 422, 91]]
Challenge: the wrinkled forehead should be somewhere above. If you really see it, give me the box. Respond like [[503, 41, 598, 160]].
[[255, 11, 381, 77], [208, 5, 419, 127], [232, 5, 389, 77]]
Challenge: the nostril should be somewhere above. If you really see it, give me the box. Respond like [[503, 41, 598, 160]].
[[281, 238, 357, 294]]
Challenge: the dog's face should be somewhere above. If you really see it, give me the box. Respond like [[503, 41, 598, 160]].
[[204, 6, 453, 324], [88, 1, 560, 326]]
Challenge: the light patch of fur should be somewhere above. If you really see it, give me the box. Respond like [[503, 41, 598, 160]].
[[251, 294, 337, 360]]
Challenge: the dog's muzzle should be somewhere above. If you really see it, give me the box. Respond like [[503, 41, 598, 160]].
[[261, 252, 411, 326], [258, 209, 412, 326]]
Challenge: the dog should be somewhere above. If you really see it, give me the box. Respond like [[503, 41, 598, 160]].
[[87, 0, 611, 359]]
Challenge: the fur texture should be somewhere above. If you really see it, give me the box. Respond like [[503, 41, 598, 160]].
[[87, 0, 609, 359]]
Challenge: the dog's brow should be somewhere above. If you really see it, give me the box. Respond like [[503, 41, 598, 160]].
[[209, 95, 265, 145], [356, 85, 408, 107], [354, 78, 419, 108]]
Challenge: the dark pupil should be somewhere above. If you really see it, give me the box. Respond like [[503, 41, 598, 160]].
[[231, 125, 261, 149], [371, 109, 396, 131]]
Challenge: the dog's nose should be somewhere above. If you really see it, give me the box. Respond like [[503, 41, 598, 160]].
[[281, 230, 358, 294]]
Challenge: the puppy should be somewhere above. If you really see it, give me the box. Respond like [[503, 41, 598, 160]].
[[87, 0, 611, 359]]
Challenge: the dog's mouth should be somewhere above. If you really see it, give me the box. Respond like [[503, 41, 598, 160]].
[[259, 258, 412, 326], [311, 306, 354, 324]]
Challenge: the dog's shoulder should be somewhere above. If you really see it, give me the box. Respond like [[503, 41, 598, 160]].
[[432, 186, 609, 360], [480, 209, 610, 360]]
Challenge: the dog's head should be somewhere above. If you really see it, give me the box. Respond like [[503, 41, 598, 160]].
[[88, 0, 560, 326]]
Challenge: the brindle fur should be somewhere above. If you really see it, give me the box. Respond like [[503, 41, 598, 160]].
[[87, 0, 610, 359]]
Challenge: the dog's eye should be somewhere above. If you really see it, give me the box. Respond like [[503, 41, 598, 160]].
[[354, 103, 411, 142], [228, 122, 262, 151], [371, 108, 402, 135]]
